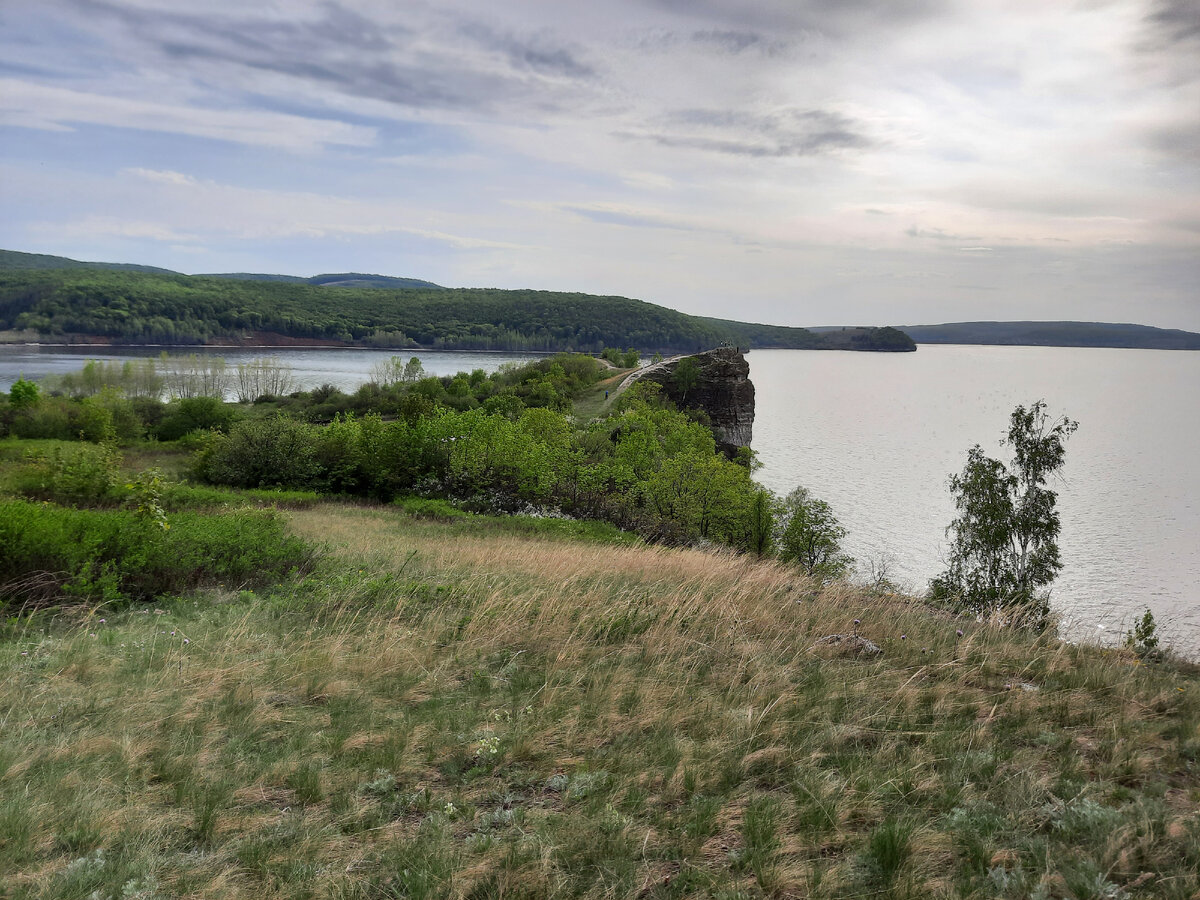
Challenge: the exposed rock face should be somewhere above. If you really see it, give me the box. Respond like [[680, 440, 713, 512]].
[[638, 347, 754, 456]]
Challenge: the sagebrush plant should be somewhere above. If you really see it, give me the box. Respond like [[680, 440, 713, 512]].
[[1, 501, 1197, 899]]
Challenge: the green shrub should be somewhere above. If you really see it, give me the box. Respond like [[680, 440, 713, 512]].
[[396, 497, 468, 521], [81, 389, 143, 443], [1126, 608, 1162, 661], [196, 416, 321, 489], [20, 442, 122, 506], [9, 377, 39, 409], [156, 396, 237, 441], [0, 499, 313, 608], [9, 396, 75, 440]]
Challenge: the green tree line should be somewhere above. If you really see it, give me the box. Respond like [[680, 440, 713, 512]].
[[0, 268, 912, 352]]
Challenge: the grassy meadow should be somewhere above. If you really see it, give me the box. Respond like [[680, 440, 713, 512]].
[[2, 488, 1199, 898]]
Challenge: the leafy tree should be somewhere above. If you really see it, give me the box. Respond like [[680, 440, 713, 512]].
[[9, 377, 39, 409], [776, 486, 853, 580], [403, 357, 425, 382], [746, 489, 777, 557], [673, 358, 700, 403], [930, 401, 1077, 623]]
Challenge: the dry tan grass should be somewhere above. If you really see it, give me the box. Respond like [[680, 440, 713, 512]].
[[1, 503, 1197, 898]]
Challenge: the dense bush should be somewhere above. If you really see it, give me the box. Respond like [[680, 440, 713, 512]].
[[6, 390, 141, 443], [155, 396, 237, 441], [194, 416, 322, 489], [14, 442, 122, 506], [194, 390, 767, 549], [0, 500, 312, 607]]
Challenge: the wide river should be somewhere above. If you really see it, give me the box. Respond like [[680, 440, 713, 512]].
[[3, 343, 1197, 653], [750, 346, 1199, 654]]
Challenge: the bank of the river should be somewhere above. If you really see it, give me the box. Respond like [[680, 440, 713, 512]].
[[5, 342, 1196, 655]]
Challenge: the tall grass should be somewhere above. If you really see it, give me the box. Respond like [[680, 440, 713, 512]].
[[0, 503, 1196, 898]]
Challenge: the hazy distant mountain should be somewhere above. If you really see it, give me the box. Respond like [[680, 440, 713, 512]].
[[201, 272, 308, 284], [204, 272, 444, 290], [0, 249, 180, 276], [0, 250, 441, 290], [896, 321, 1200, 350]]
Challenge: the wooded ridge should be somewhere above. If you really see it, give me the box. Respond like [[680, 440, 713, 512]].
[[894, 320, 1200, 350], [0, 249, 915, 353]]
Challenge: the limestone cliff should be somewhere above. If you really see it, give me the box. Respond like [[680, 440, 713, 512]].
[[636, 347, 754, 456]]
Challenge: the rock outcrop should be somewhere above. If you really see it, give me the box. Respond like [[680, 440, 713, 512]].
[[636, 347, 754, 457]]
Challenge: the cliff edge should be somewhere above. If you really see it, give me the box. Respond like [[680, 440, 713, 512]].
[[635, 347, 755, 456]]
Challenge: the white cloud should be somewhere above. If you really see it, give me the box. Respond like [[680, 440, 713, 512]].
[[1, 0, 1197, 327], [0, 79, 376, 151], [21, 166, 534, 251]]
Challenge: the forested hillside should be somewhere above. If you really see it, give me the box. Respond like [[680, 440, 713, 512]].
[[0, 248, 177, 275], [899, 320, 1200, 350], [0, 260, 914, 353]]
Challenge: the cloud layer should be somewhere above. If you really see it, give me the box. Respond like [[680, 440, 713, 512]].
[[0, 0, 1196, 327]]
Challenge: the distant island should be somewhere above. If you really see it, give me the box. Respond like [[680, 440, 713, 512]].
[[0, 249, 915, 354], [894, 320, 1200, 351]]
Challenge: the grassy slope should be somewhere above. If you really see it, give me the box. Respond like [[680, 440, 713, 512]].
[[570, 367, 635, 421], [2, 500, 1197, 898]]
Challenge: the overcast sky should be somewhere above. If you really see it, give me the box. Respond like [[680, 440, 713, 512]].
[[1, 0, 1197, 329]]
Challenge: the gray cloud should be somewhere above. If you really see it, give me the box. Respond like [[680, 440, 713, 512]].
[[456, 22, 594, 78], [58, 0, 595, 116], [689, 29, 789, 55], [5, 0, 1199, 330], [633, 108, 873, 158], [640, 0, 947, 38], [1150, 120, 1200, 162], [906, 226, 981, 242], [1145, 0, 1200, 45]]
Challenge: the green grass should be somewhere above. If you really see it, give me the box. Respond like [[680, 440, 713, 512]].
[[570, 368, 635, 422], [394, 495, 639, 545], [0, 495, 1197, 897]]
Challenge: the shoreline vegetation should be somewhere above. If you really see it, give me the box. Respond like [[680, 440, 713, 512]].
[[2, 332, 1198, 893]]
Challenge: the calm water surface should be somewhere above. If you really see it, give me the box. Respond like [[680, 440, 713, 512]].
[[0, 346, 543, 394], [4, 343, 1196, 652], [749, 346, 1199, 653]]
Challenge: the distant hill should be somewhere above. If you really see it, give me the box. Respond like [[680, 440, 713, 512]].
[[204, 271, 444, 290], [897, 321, 1200, 350], [0, 249, 912, 353], [0, 250, 442, 290], [0, 249, 179, 276], [201, 272, 308, 284]]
